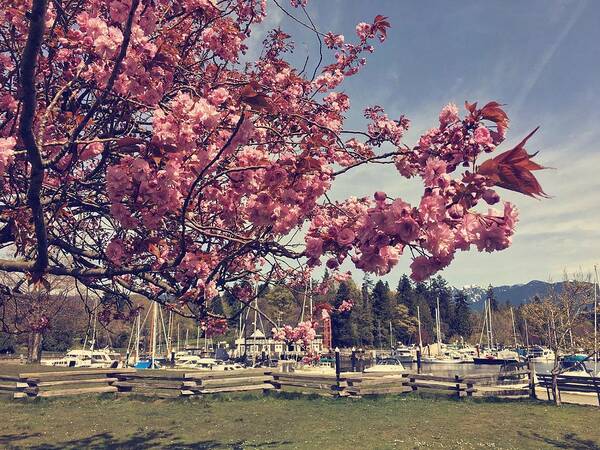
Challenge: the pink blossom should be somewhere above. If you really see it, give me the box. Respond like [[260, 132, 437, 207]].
[[272, 321, 316, 347], [324, 32, 345, 48], [79, 142, 103, 161], [425, 223, 455, 258], [208, 87, 230, 105], [355, 22, 372, 41], [419, 194, 446, 223], [503, 202, 519, 230], [474, 223, 511, 252], [337, 228, 356, 246], [423, 157, 447, 187], [439, 102, 459, 127], [305, 237, 324, 258], [108, 1, 129, 22], [106, 239, 126, 265], [337, 300, 354, 313], [410, 256, 440, 282], [474, 125, 492, 145], [0, 137, 16, 176]]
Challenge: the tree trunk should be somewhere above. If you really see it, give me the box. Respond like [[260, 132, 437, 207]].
[[551, 354, 561, 405], [27, 330, 43, 364], [550, 372, 561, 405]]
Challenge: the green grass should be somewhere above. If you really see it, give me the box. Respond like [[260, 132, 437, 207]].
[[1, 392, 599, 449]]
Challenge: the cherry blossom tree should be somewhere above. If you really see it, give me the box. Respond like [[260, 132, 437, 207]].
[[0, 0, 546, 334]]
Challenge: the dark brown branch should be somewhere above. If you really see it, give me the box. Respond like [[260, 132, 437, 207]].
[[19, 0, 49, 277]]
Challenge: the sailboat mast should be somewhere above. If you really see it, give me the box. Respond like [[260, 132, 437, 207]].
[[417, 305, 423, 350], [135, 312, 140, 363], [594, 264, 598, 373], [309, 278, 313, 318], [479, 299, 486, 347], [167, 310, 173, 357], [435, 295, 442, 348], [488, 298, 494, 348], [525, 319, 530, 348], [389, 321, 393, 349], [510, 307, 518, 348], [150, 301, 158, 368]]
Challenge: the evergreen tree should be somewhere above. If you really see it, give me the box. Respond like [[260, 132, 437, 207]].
[[332, 280, 360, 347], [372, 280, 394, 348], [428, 276, 453, 337], [396, 275, 414, 313], [486, 284, 498, 311], [357, 277, 375, 346], [451, 290, 473, 338]]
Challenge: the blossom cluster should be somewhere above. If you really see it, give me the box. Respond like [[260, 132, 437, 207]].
[[305, 102, 524, 281], [272, 321, 317, 347]]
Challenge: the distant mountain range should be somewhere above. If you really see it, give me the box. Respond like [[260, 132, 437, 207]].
[[456, 280, 566, 311]]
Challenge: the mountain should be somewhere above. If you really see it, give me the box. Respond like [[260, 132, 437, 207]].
[[456, 280, 563, 311]]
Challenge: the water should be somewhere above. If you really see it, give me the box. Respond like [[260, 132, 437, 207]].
[[401, 361, 555, 376], [340, 359, 555, 376]]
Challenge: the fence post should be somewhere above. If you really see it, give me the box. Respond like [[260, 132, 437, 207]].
[[528, 361, 537, 400], [335, 347, 341, 384], [466, 381, 474, 397], [416, 350, 422, 374], [351, 347, 357, 372], [455, 374, 461, 399]]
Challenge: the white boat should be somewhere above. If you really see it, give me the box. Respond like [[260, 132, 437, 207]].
[[364, 357, 405, 373], [422, 354, 467, 364], [297, 360, 336, 375], [393, 345, 417, 363], [175, 356, 243, 371], [527, 346, 556, 362], [42, 348, 119, 368]]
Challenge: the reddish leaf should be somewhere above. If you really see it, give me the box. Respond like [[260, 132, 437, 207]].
[[465, 101, 478, 114], [478, 127, 548, 198], [372, 15, 391, 40], [480, 101, 509, 129], [240, 82, 272, 112]]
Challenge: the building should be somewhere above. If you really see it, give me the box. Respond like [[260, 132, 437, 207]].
[[233, 329, 325, 359]]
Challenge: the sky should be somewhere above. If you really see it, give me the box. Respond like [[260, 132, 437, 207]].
[[254, 0, 600, 287]]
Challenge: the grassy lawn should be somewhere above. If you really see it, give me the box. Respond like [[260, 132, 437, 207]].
[[0, 392, 598, 449]]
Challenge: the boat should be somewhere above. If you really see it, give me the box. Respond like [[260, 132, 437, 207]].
[[393, 345, 417, 363], [364, 357, 405, 373], [422, 350, 469, 364], [561, 353, 588, 368], [527, 346, 555, 362], [297, 360, 336, 375], [473, 349, 521, 365], [43, 348, 119, 368]]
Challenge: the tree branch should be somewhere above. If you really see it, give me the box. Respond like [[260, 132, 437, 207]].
[[19, 0, 49, 277]]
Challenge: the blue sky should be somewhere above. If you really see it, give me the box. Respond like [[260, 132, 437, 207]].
[[256, 0, 600, 287]]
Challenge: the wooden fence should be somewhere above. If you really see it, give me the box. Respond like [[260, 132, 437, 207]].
[[537, 373, 600, 406], [0, 367, 549, 402], [13, 368, 135, 399]]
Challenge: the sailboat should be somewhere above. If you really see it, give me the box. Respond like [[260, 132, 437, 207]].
[[473, 298, 520, 365], [422, 296, 468, 364]]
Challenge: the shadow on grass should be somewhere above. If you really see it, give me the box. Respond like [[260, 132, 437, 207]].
[[2, 430, 292, 450], [523, 432, 600, 450]]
